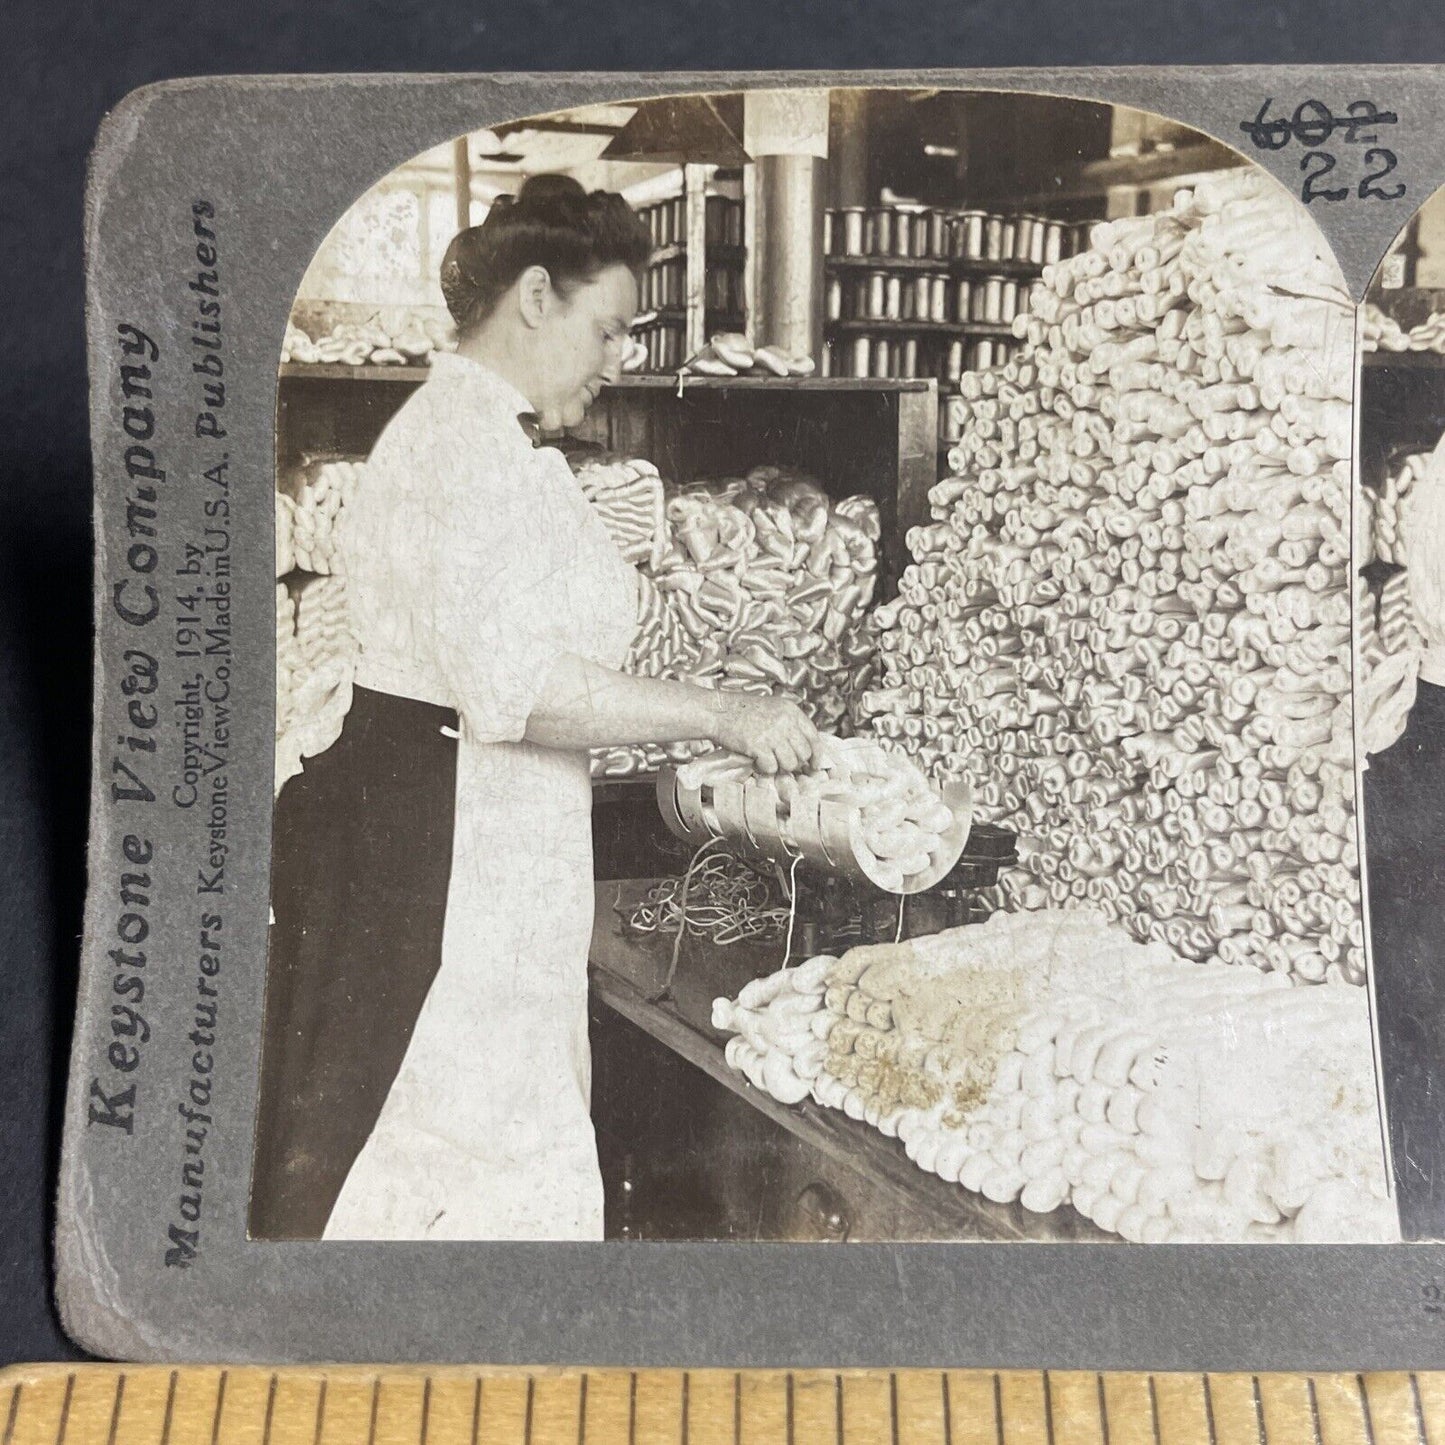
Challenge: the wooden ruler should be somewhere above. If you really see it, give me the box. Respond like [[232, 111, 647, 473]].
[[0, 1366, 1440, 1445]]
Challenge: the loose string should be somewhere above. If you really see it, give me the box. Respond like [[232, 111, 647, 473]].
[[635, 844, 908, 1005], [663, 837, 726, 1001], [643, 838, 786, 1002], [628, 848, 789, 946], [780, 852, 803, 970]]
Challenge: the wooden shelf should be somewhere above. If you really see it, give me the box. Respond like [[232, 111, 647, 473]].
[[649, 241, 745, 267], [828, 318, 1017, 338], [279, 364, 938, 666], [1078, 142, 1244, 190], [635, 308, 746, 331], [592, 775, 658, 803], [1362, 349, 1445, 369], [827, 254, 1043, 278], [279, 362, 431, 381], [1000, 147, 1247, 208], [602, 374, 936, 393], [277, 365, 936, 395]]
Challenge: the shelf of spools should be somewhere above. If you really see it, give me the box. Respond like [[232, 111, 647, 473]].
[[819, 205, 1085, 444], [630, 188, 747, 373]]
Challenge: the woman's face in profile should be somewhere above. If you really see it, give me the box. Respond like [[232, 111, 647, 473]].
[[537, 264, 639, 430]]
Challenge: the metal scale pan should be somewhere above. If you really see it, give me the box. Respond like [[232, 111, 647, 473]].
[[656, 751, 975, 896]]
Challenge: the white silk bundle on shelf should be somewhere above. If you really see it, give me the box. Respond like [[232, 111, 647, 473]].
[[1361, 300, 1445, 355], [1400, 437, 1445, 683], [1354, 435, 1445, 758], [586, 463, 882, 780], [281, 314, 454, 366], [274, 460, 363, 795]]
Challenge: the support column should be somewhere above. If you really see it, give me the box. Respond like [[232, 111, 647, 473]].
[[827, 88, 870, 209], [743, 89, 829, 359], [452, 136, 471, 231]]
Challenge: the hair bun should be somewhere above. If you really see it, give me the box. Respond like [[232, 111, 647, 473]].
[[515, 174, 588, 207], [440, 227, 486, 326], [439, 171, 652, 335]]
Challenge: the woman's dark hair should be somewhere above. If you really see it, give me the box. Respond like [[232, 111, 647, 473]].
[[440, 174, 653, 335]]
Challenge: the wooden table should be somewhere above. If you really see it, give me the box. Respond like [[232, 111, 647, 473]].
[[588, 881, 1110, 1243]]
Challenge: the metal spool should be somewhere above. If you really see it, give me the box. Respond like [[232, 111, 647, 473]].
[[655, 751, 975, 896]]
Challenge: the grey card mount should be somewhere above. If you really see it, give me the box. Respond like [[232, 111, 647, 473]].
[[62, 68, 1445, 1364]]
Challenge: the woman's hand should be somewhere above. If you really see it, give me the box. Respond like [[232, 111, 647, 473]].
[[714, 694, 821, 776]]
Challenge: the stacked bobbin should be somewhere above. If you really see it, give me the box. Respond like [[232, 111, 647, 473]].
[[859, 170, 1363, 986]]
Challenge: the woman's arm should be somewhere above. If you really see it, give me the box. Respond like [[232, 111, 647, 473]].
[[523, 651, 820, 775]]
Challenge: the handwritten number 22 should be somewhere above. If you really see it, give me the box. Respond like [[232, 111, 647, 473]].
[[1299, 148, 1405, 203], [1300, 152, 1348, 204]]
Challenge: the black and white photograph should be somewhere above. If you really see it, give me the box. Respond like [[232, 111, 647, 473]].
[[1355, 188, 1445, 1243], [248, 85, 1399, 1248]]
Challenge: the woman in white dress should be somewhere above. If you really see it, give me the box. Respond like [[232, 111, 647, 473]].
[[251, 176, 819, 1241]]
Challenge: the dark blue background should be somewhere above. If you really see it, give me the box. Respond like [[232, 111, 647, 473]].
[[5, 0, 1445, 1366]]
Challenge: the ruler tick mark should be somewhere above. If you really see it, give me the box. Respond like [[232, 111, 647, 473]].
[[943, 1374, 953, 1445], [891, 1373, 900, 1445], [54, 1373, 75, 1445], [1043, 1371, 1056, 1445], [1252, 1377, 1266, 1445], [367, 1377, 381, 1445], [680, 1371, 688, 1445], [1410, 1374, 1429, 1445], [263, 1375, 278, 1445], [470, 1377, 482, 1445], [835, 1374, 844, 1445], [1149, 1376, 1162, 1445], [1307, 1378, 1323, 1445], [313, 1377, 328, 1445], [1359, 1375, 1380, 1445], [2, 1383, 19, 1445], [420, 1377, 431, 1445], [577, 1373, 588, 1445], [786, 1373, 795, 1445], [733, 1373, 741, 1445], [1204, 1376, 1219, 1445], [106, 1374, 126, 1445], [525, 1376, 536, 1445], [1098, 1374, 1112, 1445], [994, 1373, 1005, 1445], [212, 1370, 229, 1445], [161, 1371, 178, 1445]]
